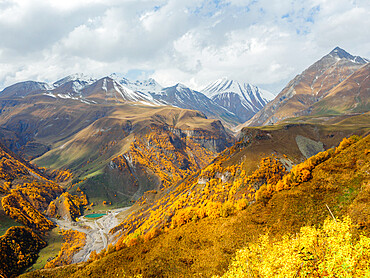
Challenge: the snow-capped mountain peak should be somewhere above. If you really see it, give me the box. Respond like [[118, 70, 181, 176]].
[[201, 78, 275, 123], [53, 73, 96, 87], [203, 78, 274, 101], [133, 78, 163, 94], [109, 73, 163, 95], [175, 83, 190, 91], [329, 47, 369, 64]]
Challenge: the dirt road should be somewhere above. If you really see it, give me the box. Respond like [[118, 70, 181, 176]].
[[54, 207, 129, 263]]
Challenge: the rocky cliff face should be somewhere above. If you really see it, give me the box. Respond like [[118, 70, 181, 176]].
[[108, 122, 234, 198], [169, 120, 233, 153]]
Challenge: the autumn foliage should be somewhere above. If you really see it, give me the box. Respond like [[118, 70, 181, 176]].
[[0, 141, 89, 276], [112, 135, 364, 256], [0, 226, 46, 278], [113, 127, 216, 189], [113, 150, 287, 249], [216, 217, 370, 278], [44, 229, 86, 268], [44, 169, 73, 183], [1, 181, 63, 231], [256, 135, 361, 202]]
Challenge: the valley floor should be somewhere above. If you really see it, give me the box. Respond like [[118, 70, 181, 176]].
[[54, 207, 130, 263]]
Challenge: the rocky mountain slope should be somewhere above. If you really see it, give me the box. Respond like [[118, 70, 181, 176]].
[[202, 78, 274, 122], [149, 83, 240, 127], [246, 47, 369, 126], [310, 62, 370, 116], [0, 75, 242, 127]]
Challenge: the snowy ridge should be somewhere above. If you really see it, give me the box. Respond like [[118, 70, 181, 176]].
[[112, 79, 143, 102], [329, 47, 369, 64], [203, 78, 274, 103], [201, 78, 275, 123], [109, 74, 163, 95], [146, 82, 239, 127], [82, 77, 164, 105], [53, 73, 96, 88]]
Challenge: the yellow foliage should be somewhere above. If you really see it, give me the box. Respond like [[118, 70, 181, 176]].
[[46, 169, 73, 182], [112, 136, 364, 264], [256, 136, 360, 202], [114, 128, 216, 189], [0, 226, 46, 278], [112, 154, 287, 248], [2, 185, 58, 231], [44, 229, 86, 268], [215, 217, 370, 278]]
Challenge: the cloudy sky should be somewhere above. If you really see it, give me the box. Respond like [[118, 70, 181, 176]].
[[0, 0, 369, 93]]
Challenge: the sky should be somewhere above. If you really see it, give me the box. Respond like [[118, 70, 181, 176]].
[[0, 0, 369, 94]]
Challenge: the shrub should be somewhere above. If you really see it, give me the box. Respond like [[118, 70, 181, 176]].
[[215, 217, 370, 278]]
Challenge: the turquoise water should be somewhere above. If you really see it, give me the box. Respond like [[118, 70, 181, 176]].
[[84, 213, 106, 219]]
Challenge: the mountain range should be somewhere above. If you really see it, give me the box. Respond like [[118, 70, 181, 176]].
[[202, 78, 275, 122], [0, 74, 273, 128], [0, 46, 369, 278]]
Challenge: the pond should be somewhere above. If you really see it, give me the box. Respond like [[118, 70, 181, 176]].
[[84, 213, 107, 219]]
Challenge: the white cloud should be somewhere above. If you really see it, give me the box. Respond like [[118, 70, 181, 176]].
[[0, 0, 369, 94]]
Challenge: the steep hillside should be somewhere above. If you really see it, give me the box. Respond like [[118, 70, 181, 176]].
[[202, 78, 274, 123], [0, 97, 110, 159], [311, 62, 370, 115], [0, 140, 69, 232], [0, 226, 46, 278], [0, 141, 83, 277], [247, 47, 369, 126], [21, 134, 370, 277], [150, 83, 240, 127], [34, 105, 234, 207], [106, 123, 366, 246]]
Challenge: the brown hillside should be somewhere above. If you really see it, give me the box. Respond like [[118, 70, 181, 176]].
[[247, 47, 368, 126], [34, 105, 233, 206], [21, 134, 370, 278], [311, 63, 370, 115]]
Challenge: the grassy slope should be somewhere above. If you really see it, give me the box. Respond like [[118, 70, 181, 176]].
[[0, 196, 21, 236], [21, 133, 370, 278], [279, 111, 370, 134], [34, 105, 231, 207], [26, 227, 64, 271]]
